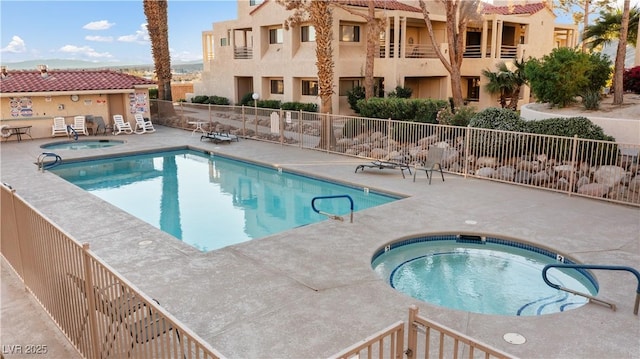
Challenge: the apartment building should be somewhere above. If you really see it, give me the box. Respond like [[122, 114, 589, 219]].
[[194, 0, 577, 115]]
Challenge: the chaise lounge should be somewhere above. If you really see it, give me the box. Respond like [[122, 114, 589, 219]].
[[355, 160, 411, 179]]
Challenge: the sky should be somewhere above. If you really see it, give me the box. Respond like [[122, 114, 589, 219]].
[[0, 0, 637, 66], [0, 0, 237, 65]]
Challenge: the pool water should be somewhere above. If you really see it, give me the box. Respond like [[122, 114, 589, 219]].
[[372, 236, 598, 316], [50, 149, 397, 251], [41, 139, 124, 150]]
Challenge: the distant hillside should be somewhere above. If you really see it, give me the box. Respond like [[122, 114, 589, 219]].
[[0, 59, 202, 73]]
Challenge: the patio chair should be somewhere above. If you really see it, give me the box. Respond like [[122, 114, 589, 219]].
[[133, 113, 156, 134], [355, 160, 411, 179], [113, 115, 134, 135], [70, 116, 89, 136], [93, 116, 113, 136], [413, 146, 445, 185], [52, 117, 69, 137]]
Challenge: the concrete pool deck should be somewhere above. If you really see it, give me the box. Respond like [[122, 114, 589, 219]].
[[1, 126, 639, 358]]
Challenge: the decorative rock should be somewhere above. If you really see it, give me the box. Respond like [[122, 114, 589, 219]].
[[515, 170, 531, 184], [476, 157, 498, 168], [575, 176, 590, 188], [476, 167, 494, 178], [417, 135, 438, 148], [577, 183, 610, 197], [556, 178, 570, 191], [493, 166, 516, 181], [370, 148, 387, 159], [531, 171, 550, 185], [593, 166, 625, 187], [628, 176, 640, 193]]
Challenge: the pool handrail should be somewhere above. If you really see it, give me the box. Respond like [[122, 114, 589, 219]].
[[67, 125, 78, 140], [311, 194, 354, 223], [542, 263, 640, 315], [37, 152, 63, 171]]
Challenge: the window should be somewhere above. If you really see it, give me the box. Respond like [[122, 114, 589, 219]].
[[340, 24, 360, 42], [269, 28, 283, 44], [302, 80, 318, 96], [339, 78, 362, 96], [250, 0, 263, 6], [220, 38, 228, 47], [467, 77, 480, 101], [270, 79, 284, 94], [301, 26, 316, 42]]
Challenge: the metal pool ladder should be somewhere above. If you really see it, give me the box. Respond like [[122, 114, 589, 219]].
[[38, 152, 62, 172], [542, 263, 640, 314], [311, 195, 354, 223]]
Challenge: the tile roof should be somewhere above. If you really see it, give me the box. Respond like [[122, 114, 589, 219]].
[[336, 0, 421, 12], [0, 69, 156, 94], [251, 0, 421, 14], [481, 2, 547, 15]]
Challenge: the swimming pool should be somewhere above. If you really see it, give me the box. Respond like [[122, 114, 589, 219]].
[[50, 149, 398, 251], [41, 139, 124, 150], [372, 234, 598, 316]]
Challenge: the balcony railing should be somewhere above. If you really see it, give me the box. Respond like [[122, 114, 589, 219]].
[[234, 46, 253, 59]]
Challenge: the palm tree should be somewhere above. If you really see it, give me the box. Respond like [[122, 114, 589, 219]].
[[277, 0, 336, 149], [583, 6, 639, 50], [143, 0, 172, 102], [614, 0, 631, 105], [482, 66, 512, 109]]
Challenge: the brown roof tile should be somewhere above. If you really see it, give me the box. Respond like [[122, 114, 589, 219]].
[[0, 69, 156, 94], [481, 2, 547, 15], [336, 0, 421, 12]]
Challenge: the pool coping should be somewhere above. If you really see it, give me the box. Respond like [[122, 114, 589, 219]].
[[2, 126, 639, 358]]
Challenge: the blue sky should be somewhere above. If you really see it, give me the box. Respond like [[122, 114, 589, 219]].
[[0, 0, 637, 65], [0, 0, 237, 65]]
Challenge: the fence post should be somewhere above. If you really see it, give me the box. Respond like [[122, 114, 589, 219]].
[[299, 110, 303, 148], [7, 186, 26, 283], [406, 305, 418, 358], [279, 108, 284, 145], [464, 125, 471, 178], [568, 135, 579, 197], [242, 105, 246, 137], [81, 243, 101, 359], [387, 118, 392, 160]]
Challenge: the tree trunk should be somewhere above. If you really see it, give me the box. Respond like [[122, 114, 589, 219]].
[[144, 0, 172, 102], [581, 0, 590, 53], [508, 86, 521, 110], [613, 0, 631, 105], [311, 1, 336, 149], [364, 2, 377, 99]]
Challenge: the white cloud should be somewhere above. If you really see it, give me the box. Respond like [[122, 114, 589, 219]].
[[86, 35, 113, 42], [83, 20, 114, 31], [58, 45, 113, 59], [170, 49, 202, 62], [117, 23, 149, 44], [0, 35, 26, 53]]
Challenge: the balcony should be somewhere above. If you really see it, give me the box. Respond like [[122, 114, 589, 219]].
[[234, 47, 253, 59]]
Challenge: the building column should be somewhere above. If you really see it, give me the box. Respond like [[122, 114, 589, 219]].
[[481, 20, 488, 58], [496, 20, 503, 58], [490, 18, 497, 58]]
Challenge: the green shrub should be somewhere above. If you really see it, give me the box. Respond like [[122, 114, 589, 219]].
[[387, 86, 413, 98], [281, 102, 318, 112], [256, 99, 281, 109], [346, 86, 366, 113], [206, 96, 230, 105], [581, 89, 601, 110], [357, 98, 447, 123], [192, 95, 209, 104], [436, 106, 477, 127], [469, 107, 526, 131], [149, 88, 158, 99], [239, 92, 254, 106], [524, 116, 614, 141]]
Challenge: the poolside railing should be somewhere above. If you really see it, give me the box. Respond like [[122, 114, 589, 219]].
[[330, 306, 514, 359], [156, 100, 640, 207], [0, 183, 226, 359]]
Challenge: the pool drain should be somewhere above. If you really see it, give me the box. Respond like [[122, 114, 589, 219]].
[[503, 332, 526, 345]]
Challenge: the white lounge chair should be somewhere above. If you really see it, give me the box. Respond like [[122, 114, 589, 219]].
[[133, 113, 155, 134], [52, 117, 68, 137], [113, 115, 133, 135], [70, 115, 89, 136]]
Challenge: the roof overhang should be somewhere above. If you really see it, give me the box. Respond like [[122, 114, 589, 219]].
[[0, 88, 153, 98]]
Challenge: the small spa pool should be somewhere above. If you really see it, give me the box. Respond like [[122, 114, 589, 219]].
[[41, 139, 124, 150], [372, 234, 598, 316]]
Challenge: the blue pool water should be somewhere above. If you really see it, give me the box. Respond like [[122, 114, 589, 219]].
[[50, 149, 397, 251], [41, 139, 124, 150], [372, 235, 598, 316]]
